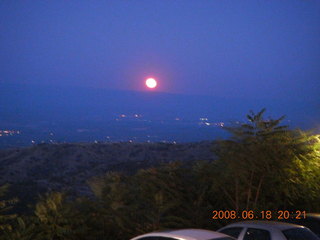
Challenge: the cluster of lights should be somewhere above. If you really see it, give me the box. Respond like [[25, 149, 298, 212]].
[[119, 113, 142, 118], [0, 130, 20, 137], [31, 139, 56, 144], [198, 118, 225, 127], [116, 114, 143, 121], [213, 122, 225, 127]]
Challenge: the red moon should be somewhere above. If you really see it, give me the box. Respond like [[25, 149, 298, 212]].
[[145, 78, 157, 89]]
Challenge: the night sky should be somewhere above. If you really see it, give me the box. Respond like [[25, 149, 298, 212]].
[[1, 0, 319, 100]]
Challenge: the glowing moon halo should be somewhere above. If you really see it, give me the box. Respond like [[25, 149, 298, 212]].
[[145, 78, 157, 89]]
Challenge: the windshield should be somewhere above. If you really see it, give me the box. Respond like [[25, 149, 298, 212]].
[[209, 238, 235, 240], [282, 228, 319, 240]]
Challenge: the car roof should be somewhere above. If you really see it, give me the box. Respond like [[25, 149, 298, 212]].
[[305, 213, 320, 219], [219, 220, 305, 231], [131, 228, 234, 240]]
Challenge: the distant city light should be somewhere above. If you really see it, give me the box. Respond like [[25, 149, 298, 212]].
[[0, 115, 229, 147]]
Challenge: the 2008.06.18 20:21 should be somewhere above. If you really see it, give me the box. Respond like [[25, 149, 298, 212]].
[[212, 210, 306, 220]]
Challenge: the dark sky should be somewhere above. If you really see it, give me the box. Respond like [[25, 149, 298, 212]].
[[1, 0, 319, 100]]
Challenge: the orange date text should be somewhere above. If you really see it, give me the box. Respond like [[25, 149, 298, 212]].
[[212, 210, 306, 220]]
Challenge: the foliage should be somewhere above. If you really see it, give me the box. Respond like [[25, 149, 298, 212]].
[[211, 109, 320, 211], [85, 161, 229, 239], [1, 217, 41, 240], [0, 184, 18, 233], [34, 192, 83, 240]]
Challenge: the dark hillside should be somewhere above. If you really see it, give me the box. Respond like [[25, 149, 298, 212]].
[[0, 141, 215, 196]]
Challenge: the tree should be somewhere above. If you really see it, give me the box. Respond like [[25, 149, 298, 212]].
[[130, 162, 194, 232], [0, 184, 18, 233], [34, 192, 80, 240], [1, 217, 41, 240], [88, 172, 135, 239], [211, 109, 320, 212], [88, 163, 196, 238]]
